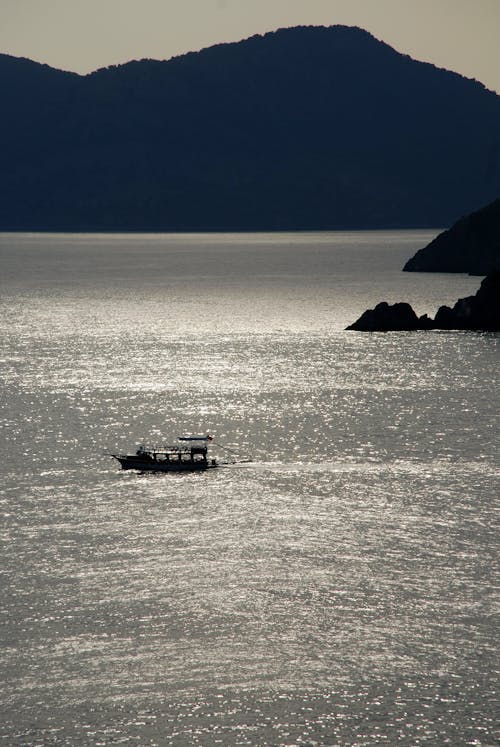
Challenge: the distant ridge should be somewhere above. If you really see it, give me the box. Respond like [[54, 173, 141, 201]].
[[1, 25, 500, 231]]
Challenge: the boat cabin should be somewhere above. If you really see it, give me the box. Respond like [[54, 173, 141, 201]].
[[111, 435, 216, 471]]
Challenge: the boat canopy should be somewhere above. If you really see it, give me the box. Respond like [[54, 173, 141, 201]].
[[178, 435, 212, 441]]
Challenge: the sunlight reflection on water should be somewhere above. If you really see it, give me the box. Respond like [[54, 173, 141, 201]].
[[0, 232, 498, 745]]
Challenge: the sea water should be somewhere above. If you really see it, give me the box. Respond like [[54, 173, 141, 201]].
[[0, 231, 498, 746]]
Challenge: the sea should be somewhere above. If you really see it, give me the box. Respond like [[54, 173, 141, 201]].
[[0, 231, 498, 746]]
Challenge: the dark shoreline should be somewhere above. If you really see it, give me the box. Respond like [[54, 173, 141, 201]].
[[347, 271, 500, 332]]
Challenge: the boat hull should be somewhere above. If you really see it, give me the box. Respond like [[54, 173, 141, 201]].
[[113, 455, 216, 472]]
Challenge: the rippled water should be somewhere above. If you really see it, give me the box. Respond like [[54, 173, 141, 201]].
[[0, 232, 498, 745]]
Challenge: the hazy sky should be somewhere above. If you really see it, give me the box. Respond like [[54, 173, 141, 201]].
[[1, 0, 499, 93]]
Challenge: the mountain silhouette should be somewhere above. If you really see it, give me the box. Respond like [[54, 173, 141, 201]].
[[1, 25, 500, 231]]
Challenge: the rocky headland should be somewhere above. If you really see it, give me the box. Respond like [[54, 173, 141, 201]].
[[403, 198, 500, 275], [346, 271, 500, 331]]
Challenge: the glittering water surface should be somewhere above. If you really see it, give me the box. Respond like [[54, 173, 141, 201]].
[[0, 232, 498, 746]]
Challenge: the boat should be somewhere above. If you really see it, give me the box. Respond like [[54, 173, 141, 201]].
[[110, 435, 218, 472]]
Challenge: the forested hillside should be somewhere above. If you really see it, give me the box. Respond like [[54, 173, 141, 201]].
[[1, 25, 499, 230]]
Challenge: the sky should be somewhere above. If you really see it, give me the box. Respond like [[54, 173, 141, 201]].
[[1, 0, 499, 93]]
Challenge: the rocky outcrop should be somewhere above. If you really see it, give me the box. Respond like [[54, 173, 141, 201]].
[[433, 271, 500, 330], [403, 198, 500, 275], [347, 271, 500, 331], [345, 302, 433, 331]]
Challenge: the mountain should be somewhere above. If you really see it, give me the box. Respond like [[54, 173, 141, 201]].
[[1, 26, 500, 231], [403, 198, 500, 274]]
